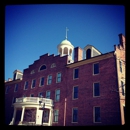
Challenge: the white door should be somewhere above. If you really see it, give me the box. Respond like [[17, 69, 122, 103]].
[[36, 110, 43, 125]]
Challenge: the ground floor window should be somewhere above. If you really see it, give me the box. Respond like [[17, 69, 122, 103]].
[[72, 108, 78, 122], [23, 109, 36, 123], [94, 107, 101, 123], [42, 109, 49, 123], [53, 110, 59, 122]]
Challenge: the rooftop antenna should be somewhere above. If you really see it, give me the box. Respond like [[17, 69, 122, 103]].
[[65, 27, 69, 39]]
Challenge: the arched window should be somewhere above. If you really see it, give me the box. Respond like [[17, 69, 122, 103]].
[[39, 65, 46, 71], [86, 49, 91, 59]]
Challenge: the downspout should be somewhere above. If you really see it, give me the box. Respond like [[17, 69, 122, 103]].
[[63, 98, 67, 126]]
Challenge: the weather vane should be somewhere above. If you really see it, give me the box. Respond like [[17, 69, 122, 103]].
[[65, 27, 69, 39]]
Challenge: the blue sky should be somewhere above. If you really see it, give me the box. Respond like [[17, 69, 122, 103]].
[[5, 4, 125, 80]]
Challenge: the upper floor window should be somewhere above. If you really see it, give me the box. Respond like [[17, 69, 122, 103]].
[[24, 81, 28, 90], [39, 77, 44, 86], [94, 107, 101, 123], [47, 75, 52, 85], [14, 84, 18, 92], [30, 94, 34, 97], [12, 97, 16, 105], [93, 63, 99, 75], [55, 89, 60, 102], [46, 91, 51, 99], [72, 108, 78, 122], [121, 81, 125, 96], [73, 68, 79, 79], [93, 82, 100, 97], [31, 79, 36, 88], [39, 64, 46, 71], [119, 61, 122, 73], [56, 72, 61, 83], [73, 86, 78, 99], [38, 92, 43, 97], [5, 86, 10, 94], [53, 110, 59, 122]]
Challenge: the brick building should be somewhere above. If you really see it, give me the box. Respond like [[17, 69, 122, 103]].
[[5, 33, 125, 126]]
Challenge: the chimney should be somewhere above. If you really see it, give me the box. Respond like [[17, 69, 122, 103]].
[[8, 78, 12, 81], [74, 47, 83, 62], [118, 33, 125, 49], [13, 70, 23, 80]]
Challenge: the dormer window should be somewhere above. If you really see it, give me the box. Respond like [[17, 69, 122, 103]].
[[86, 49, 91, 59], [39, 64, 46, 71]]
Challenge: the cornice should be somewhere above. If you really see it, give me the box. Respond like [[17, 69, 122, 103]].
[[66, 51, 114, 68]]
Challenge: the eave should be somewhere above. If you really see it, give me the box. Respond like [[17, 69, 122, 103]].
[[66, 51, 115, 68]]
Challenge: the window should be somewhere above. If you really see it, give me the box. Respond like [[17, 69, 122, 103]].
[[5, 86, 10, 94], [40, 77, 44, 86], [13, 73, 16, 80], [74, 68, 79, 79], [31, 79, 36, 88], [51, 63, 56, 68], [43, 110, 49, 123], [86, 49, 91, 59], [56, 72, 61, 83], [119, 61, 122, 73], [93, 82, 100, 96], [30, 94, 34, 97], [53, 110, 59, 122], [38, 92, 43, 97], [47, 75, 52, 85], [93, 63, 99, 75], [55, 89, 60, 101], [14, 84, 18, 92], [94, 107, 101, 123], [72, 108, 78, 122], [24, 81, 28, 90], [121, 81, 125, 96], [46, 91, 50, 99], [73, 86, 78, 99], [39, 64, 46, 71], [12, 97, 16, 105], [30, 70, 35, 74]]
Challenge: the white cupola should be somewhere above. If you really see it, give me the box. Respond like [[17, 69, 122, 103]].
[[57, 27, 74, 63]]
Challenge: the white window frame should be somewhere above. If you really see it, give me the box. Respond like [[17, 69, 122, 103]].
[[53, 109, 59, 123], [56, 72, 61, 83], [38, 92, 43, 97], [24, 81, 28, 90], [72, 86, 78, 100], [93, 106, 101, 123], [73, 68, 79, 80], [14, 84, 18, 92], [31, 79, 36, 88], [72, 107, 78, 123], [93, 62, 99, 75], [47, 75, 52, 85], [55, 89, 60, 102], [39, 77, 44, 87], [5, 86, 10, 94], [46, 91, 51, 99], [93, 82, 100, 97]]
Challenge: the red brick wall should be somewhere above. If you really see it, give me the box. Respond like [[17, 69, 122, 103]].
[[65, 56, 121, 126]]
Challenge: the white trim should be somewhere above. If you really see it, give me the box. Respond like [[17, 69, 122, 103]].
[[72, 107, 78, 123], [73, 68, 79, 80]]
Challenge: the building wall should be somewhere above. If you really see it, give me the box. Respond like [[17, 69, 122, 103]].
[[5, 34, 125, 126], [114, 34, 125, 125], [65, 56, 121, 126]]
